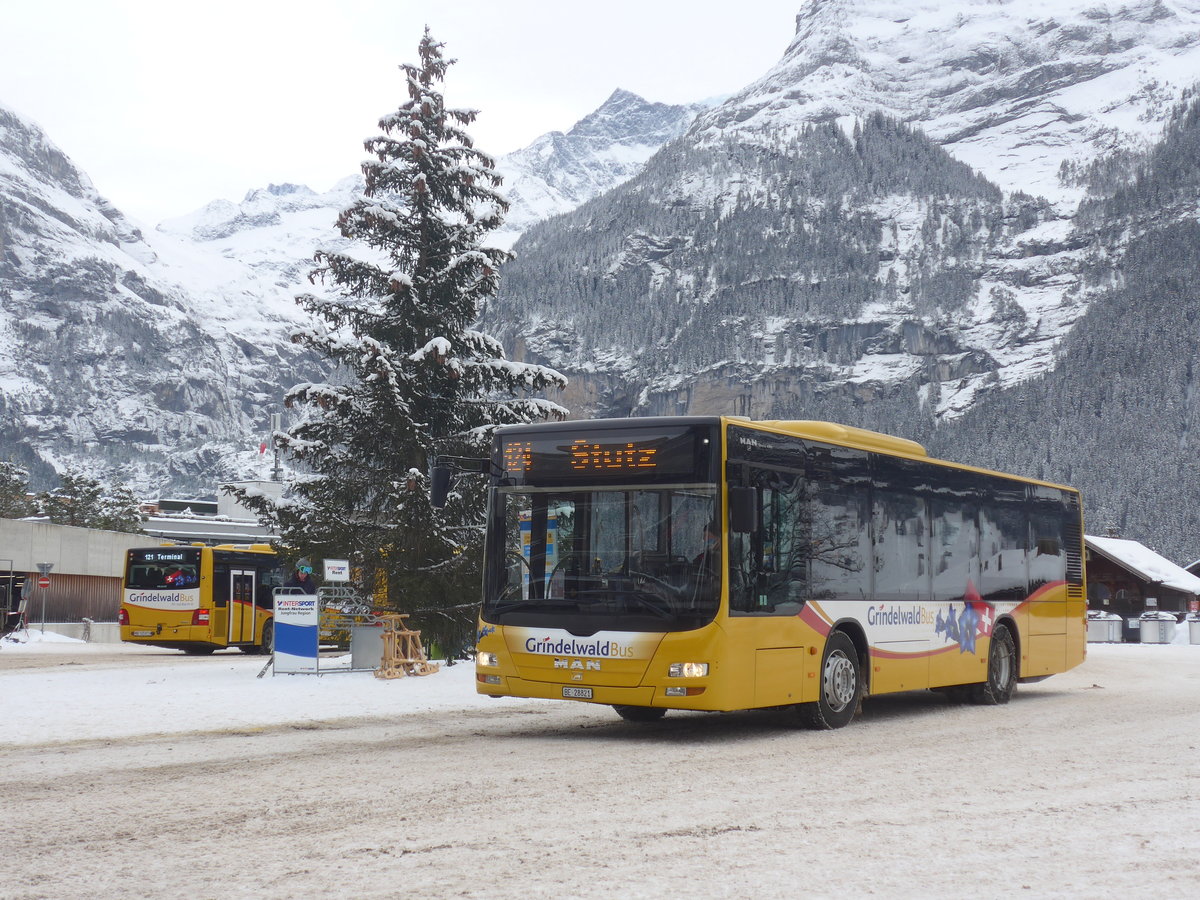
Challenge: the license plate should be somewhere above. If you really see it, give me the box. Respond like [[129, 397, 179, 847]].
[[562, 686, 593, 699], [132, 631, 154, 636]]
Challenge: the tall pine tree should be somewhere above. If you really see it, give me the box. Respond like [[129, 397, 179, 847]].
[[235, 30, 566, 655]]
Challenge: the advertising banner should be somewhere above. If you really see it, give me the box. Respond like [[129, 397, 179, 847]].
[[273, 592, 320, 674]]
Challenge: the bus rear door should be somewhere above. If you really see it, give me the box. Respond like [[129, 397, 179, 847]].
[[229, 569, 257, 644]]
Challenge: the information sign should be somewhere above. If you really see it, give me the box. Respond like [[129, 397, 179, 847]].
[[323, 559, 350, 582]]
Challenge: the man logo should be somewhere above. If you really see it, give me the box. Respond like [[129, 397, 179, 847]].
[[554, 658, 601, 671]]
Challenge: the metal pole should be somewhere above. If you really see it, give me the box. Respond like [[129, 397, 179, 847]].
[[35, 562, 53, 635], [271, 412, 282, 481]]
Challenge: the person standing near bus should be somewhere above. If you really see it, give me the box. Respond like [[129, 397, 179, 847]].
[[286, 560, 317, 594]]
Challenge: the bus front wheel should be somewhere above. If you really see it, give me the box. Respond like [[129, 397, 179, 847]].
[[613, 705, 667, 723], [971, 623, 1017, 705], [799, 631, 862, 729]]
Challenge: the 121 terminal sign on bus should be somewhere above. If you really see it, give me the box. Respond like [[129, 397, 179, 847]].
[[439, 416, 1087, 729]]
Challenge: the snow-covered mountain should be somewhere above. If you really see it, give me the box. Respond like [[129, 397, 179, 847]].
[[492, 89, 713, 247], [156, 179, 361, 293], [157, 90, 708, 258], [0, 103, 316, 492], [0, 88, 698, 492], [704, 0, 1200, 207], [488, 0, 1200, 423], [6, 0, 1200, 563]]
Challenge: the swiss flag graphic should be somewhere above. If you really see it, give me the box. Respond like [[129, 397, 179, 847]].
[[964, 580, 994, 637]]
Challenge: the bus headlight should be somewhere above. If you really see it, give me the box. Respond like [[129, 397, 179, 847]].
[[668, 662, 709, 678], [477, 652, 499, 667]]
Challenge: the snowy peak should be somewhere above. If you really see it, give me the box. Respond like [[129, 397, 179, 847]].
[[158, 177, 359, 244], [699, 0, 1200, 204], [567, 88, 702, 145], [0, 105, 147, 251], [494, 89, 713, 245]]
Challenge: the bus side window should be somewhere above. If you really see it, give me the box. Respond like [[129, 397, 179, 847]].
[[212, 566, 230, 608], [872, 488, 929, 604], [807, 444, 871, 602], [1029, 489, 1068, 590], [931, 497, 979, 604], [978, 489, 1028, 605]]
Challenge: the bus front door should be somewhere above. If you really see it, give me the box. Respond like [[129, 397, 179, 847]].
[[228, 569, 257, 644]]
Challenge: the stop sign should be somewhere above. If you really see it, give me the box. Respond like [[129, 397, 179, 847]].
[[37, 575, 50, 589]]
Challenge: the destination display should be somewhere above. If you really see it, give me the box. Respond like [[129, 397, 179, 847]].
[[499, 426, 711, 483], [129, 548, 201, 566]]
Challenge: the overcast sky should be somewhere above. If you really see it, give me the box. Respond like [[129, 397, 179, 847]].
[[0, 0, 803, 225]]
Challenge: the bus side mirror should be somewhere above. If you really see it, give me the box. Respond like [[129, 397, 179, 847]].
[[430, 466, 453, 508], [729, 486, 758, 534]]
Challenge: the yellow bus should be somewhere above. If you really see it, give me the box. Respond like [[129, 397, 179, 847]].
[[468, 417, 1086, 728], [119, 544, 284, 655]]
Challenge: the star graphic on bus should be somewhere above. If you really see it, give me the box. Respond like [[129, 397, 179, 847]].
[[935, 584, 995, 656]]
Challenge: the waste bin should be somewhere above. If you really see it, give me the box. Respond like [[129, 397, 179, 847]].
[[1138, 612, 1178, 644], [1188, 614, 1200, 645], [1086, 612, 1123, 642]]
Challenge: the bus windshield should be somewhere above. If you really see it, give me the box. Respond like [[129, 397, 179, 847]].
[[484, 486, 721, 631], [126, 549, 202, 589]]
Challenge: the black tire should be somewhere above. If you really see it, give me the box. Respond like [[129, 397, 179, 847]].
[[971, 622, 1017, 705], [258, 619, 274, 656], [799, 631, 863, 729], [182, 645, 217, 656], [612, 705, 667, 722]]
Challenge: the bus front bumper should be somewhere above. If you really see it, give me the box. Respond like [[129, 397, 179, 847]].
[[477, 673, 719, 710]]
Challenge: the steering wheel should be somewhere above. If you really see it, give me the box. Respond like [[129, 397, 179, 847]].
[[625, 570, 689, 615]]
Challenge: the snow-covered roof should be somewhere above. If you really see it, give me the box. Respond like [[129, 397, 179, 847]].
[[1086, 535, 1200, 596]]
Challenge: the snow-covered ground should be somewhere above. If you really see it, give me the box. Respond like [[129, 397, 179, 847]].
[[1, 625, 1196, 745], [0, 629, 513, 746], [3, 629, 1199, 899]]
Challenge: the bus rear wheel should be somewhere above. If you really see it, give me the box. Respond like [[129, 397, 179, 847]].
[[613, 705, 667, 722], [258, 619, 274, 656], [799, 631, 862, 730], [971, 623, 1017, 705]]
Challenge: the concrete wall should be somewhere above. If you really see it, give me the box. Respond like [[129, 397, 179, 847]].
[[32, 622, 122, 643], [0, 518, 159, 577]]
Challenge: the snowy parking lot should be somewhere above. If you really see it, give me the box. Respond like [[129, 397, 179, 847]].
[[2, 633, 1199, 898]]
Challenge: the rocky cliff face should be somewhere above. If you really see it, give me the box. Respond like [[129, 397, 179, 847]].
[[0, 104, 315, 492]]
